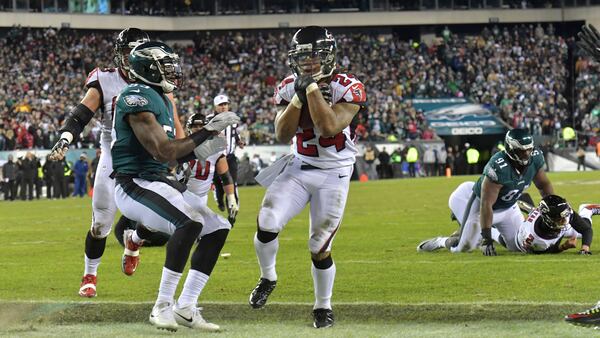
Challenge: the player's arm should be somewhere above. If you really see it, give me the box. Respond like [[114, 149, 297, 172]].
[[216, 155, 238, 224], [274, 103, 302, 144], [295, 75, 360, 137], [166, 93, 185, 139], [49, 87, 101, 160], [570, 212, 593, 254], [532, 169, 554, 198], [128, 112, 216, 163], [480, 176, 502, 256]]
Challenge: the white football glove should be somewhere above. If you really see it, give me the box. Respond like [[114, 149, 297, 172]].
[[204, 112, 241, 132], [193, 136, 227, 161], [226, 193, 238, 225]]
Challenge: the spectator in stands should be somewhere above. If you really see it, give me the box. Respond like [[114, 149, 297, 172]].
[[2, 154, 18, 200]]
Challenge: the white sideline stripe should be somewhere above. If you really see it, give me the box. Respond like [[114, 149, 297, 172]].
[[342, 258, 597, 264], [0, 300, 592, 306]]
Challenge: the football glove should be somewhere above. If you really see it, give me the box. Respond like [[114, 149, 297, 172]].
[[226, 193, 238, 226], [175, 162, 192, 185], [193, 136, 227, 161], [578, 24, 600, 62], [204, 112, 240, 132], [480, 228, 497, 256], [579, 250, 592, 255], [49, 133, 73, 161], [294, 74, 316, 105]]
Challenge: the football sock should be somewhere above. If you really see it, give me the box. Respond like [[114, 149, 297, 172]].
[[165, 222, 202, 273], [254, 232, 278, 281], [177, 269, 209, 308], [443, 236, 456, 249], [132, 230, 144, 245], [157, 267, 183, 304], [312, 259, 336, 310], [190, 229, 229, 275], [84, 255, 101, 276]]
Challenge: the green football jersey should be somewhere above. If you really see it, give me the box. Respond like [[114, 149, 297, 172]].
[[111, 83, 175, 175], [473, 149, 545, 210]]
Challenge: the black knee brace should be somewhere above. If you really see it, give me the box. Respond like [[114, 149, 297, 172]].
[[190, 229, 230, 275]]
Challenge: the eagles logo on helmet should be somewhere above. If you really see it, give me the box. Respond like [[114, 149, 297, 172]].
[[128, 41, 182, 93], [504, 128, 534, 166], [113, 27, 150, 72]]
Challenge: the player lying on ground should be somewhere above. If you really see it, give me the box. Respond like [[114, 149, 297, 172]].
[[111, 41, 239, 332], [418, 128, 554, 256]]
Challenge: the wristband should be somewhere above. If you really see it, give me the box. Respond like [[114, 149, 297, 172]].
[[290, 94, 303, 109], [481, 227, 492, 241], [60, 132, 74, 144], [306, 82, 319, 95]]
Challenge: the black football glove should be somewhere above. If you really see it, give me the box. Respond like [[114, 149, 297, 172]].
[[49, 137, 71, 161], [481, 228, 497, 256], [578, 24, 600, 62], [579, 250, 592, 255], [294, 74, 316, 105]]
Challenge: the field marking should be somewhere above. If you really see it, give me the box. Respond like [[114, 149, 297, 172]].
[[0, 300, 593, 306]]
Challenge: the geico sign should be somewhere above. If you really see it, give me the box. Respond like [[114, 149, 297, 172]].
[[451, 127, 483, 135]]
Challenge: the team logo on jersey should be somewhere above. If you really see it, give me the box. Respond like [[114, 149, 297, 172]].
[[350, 83, 366, 102], [124, 95, 148, 107]]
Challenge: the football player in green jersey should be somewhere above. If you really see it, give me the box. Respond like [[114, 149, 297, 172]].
[[418, 128, 554, 255], [111, 41, 239, 332]]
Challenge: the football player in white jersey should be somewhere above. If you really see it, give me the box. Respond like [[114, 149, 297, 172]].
[[183, 113, 239, 222], [510, 195, 593, 254], [248, 26, 367, 329], [48, 28, 185, 298]]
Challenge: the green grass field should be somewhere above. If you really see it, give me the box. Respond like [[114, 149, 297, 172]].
[[1, 172, 600, 336]]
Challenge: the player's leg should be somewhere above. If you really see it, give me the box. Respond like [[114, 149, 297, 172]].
[[417, 181, 478, 252], [250, 161, 310, 309], [174, 191, 229, 331], [306, 166, 352, 328], [79, 148, 116, 298], [579, 203, 600, 222], [492, 205, 524, 252], [115, 178, 203, 331]]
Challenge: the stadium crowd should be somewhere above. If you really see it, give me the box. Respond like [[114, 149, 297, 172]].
[[0, 23, 595, 152]]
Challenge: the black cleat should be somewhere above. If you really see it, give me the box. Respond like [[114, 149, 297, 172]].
[[313, 308, 334, 328], [249, 278, 277, 309]]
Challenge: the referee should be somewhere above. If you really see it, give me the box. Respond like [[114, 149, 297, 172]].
[[211, 94, 244, 211]]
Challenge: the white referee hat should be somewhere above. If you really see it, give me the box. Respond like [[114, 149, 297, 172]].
[[213, 94, 230, 106]]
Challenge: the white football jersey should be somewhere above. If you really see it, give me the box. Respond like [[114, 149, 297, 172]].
[[515, 208, 571, 253], [186, 152, 223, 197], [85, 67, 130, 142], [274, 72, 367, 169]]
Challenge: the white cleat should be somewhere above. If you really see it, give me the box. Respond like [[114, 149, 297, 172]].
[[579, 204, 600, 217], [149, 301, 178, 332], [173, 304, 221, 331], [417, 237, 446, 252]]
